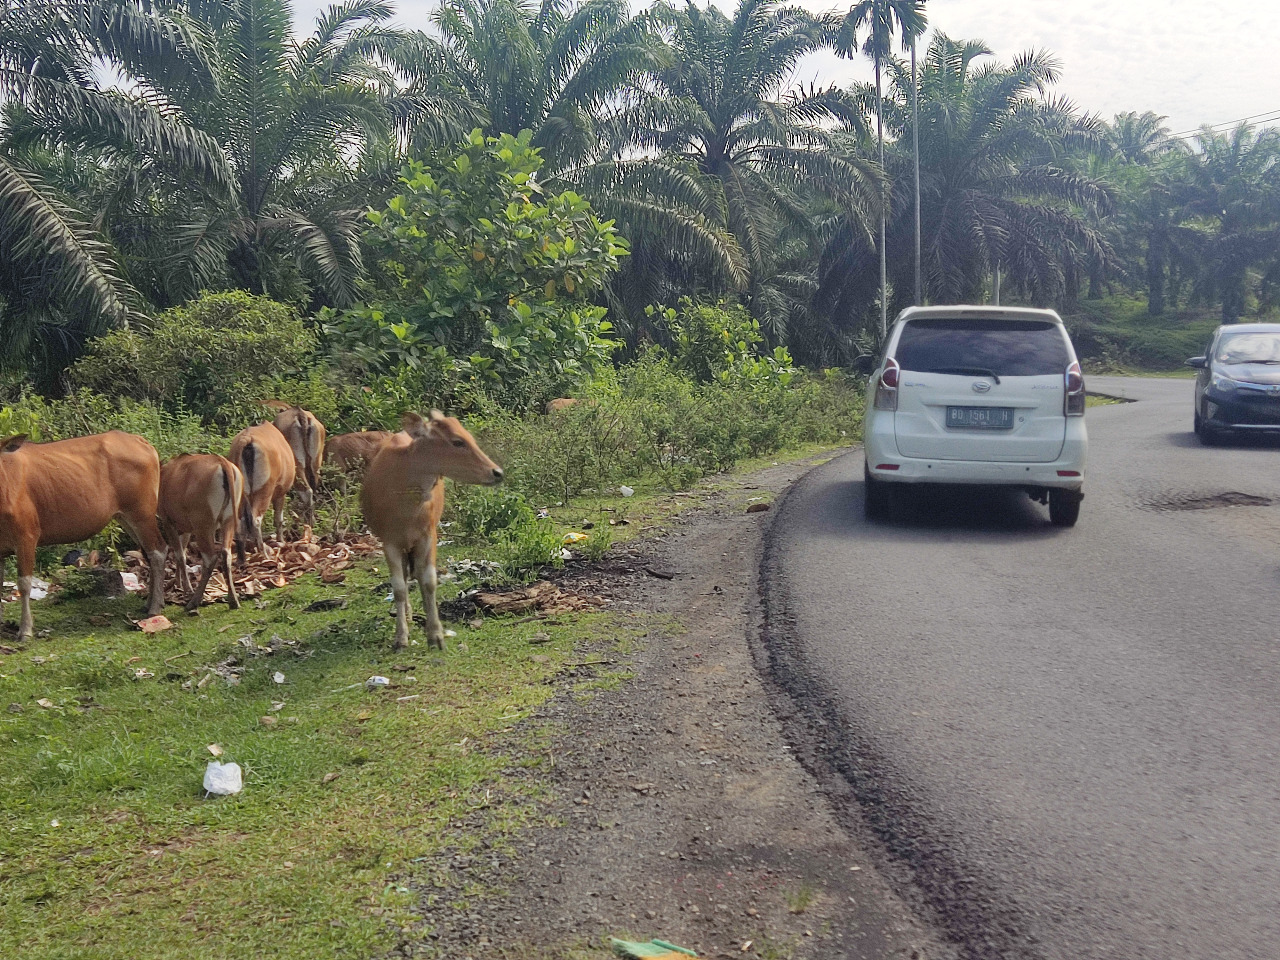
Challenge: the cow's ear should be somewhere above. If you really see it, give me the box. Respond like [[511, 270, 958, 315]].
[[401, 412, 432, 438], [0, 434, 28, 453]]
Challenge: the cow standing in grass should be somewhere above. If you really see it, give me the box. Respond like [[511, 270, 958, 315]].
[[228, 423, 295, 560], [362, 412, 503, 650], [325, 430, 391, 493], [0, 432, 167, 639], [265, 403, 326, 529], [159, 454, 245, 613]]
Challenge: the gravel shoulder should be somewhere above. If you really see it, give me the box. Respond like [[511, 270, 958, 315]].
[[419, 451, 950, 960]]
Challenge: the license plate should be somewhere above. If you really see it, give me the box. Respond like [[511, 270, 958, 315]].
[[946, 406, 1014, 429]]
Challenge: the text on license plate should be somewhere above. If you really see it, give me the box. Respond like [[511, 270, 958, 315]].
[[946, 406, 1014, 429]]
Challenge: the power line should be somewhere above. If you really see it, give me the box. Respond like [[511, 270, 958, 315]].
[[1167, 108, 1280, 140]]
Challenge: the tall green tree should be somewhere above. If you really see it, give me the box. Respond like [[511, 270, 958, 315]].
[[0, 0, 227, 374], [1184, 123, 1280, 323], [152, 0, 421, 307], [620, 0, 878, 338], [837, 0, 926, 333], [817, 35, 1113, 334], [1101, 111, 1190, 315]]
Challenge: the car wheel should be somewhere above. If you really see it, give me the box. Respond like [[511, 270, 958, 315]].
[[1193, 407, 1203, 437], [865, 463, 891, 521], [1049, 489, 1081, 527]]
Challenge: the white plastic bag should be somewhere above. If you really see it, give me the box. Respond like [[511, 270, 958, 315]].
[[203, 760, 243, 796]]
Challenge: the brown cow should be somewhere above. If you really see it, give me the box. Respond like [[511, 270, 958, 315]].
[[228, 423, 295, 560], [544, 397, 578, 414], [362, 411, 503, 650], [0, 431, 167, 639], [265, 402, 326, 528], [159, 454, 244, 613], [325, 430, 392, 492]]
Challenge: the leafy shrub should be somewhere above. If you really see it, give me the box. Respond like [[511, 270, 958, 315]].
[[650, 298, 796, 388], [330, 130, 626, 408], [70, 291, 317, 427], [492, 518, 564, 582], [449, 487, 537, 543]]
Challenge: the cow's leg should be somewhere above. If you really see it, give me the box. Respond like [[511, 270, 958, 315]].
[[385, 547, 412, 649], [272, 490, 287, 549], [185, 534, 221, 614], [15, 537, 36, 641], [163, 526, 188, 596], [120, 511, 168, 617], [222, 543, 240, 610], [411, 539, 444, 650]]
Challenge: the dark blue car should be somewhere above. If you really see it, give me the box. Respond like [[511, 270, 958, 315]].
[[1187, 323, 1280, 444]]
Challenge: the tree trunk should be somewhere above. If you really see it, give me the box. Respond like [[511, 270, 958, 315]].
[[1146, 224, 1166, 316]]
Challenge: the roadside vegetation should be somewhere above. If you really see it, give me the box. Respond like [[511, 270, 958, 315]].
[[0, 0, 1276, 954]]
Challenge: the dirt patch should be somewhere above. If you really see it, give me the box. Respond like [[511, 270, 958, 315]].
[[408, 453, 948, 960], [1140, 491, 1273, 511]]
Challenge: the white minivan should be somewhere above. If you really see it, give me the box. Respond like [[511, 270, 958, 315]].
[[862, 305, 1088, 526]]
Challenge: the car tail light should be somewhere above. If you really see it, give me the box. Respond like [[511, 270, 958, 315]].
[[875, 358, 900, 411], [1064, 361, 1085, 416]]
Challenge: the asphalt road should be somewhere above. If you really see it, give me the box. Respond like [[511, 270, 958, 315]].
[[761, 376, 1280, 960]]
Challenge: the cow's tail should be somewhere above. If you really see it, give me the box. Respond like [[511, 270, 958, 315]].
[[235, 441, 258, 564], [302, 416, 319, 493]]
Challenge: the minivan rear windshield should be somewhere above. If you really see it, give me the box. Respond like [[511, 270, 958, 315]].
[[895, 318, 1069, 377]]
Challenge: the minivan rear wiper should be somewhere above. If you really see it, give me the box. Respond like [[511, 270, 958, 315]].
[[925, 366, 1001, 384]]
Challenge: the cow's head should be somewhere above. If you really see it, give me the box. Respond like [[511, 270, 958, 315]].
[[401, 411, 503, 486]]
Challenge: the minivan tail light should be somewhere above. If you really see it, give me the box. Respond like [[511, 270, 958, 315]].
[[875, 358, 900, 411], [1064, 361, 1085, 416]]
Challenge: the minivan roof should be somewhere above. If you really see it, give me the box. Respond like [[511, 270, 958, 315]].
[[894, 305, 1064, 325]]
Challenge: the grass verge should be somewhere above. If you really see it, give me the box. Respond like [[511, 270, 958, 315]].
[[0, 442, 851, 959]]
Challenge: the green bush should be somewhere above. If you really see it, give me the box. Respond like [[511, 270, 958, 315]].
[[651, 298, 796, 388], [328, 130, 626, 409], [448, 487, 537, 543], [492, 517, 564, 582], [70, 291, 317, 427]]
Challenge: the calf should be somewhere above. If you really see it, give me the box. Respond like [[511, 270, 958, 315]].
[[228, 423, 296, 560], [545, 397, 578, 414], [325, 430, 392, 492], [159, 454, 245, 613], [0, 431, 166, 639], [362, 411, 503, 649], [265, 402, 326, 528]]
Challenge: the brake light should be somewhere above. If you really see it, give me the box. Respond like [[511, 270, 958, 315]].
[[1064, 361, 1085, 416], [875, 358, 900, 411]]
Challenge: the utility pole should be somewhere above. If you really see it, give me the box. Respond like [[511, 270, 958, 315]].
[[912, 35, 921, 306]]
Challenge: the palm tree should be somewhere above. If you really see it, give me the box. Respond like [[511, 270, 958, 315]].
[[408, 0, 663, 174], [1100, 111, 1190, 315], [0, 0, 227, 372], [1184, 123, 1280, 323], [615, 0, 877, 338], [151, 0, 420, 307], [816, 35, 1113, 329], [837, 0, 926, 334]]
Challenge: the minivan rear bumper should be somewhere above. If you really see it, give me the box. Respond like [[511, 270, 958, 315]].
[[865, 419, 1086, 490]]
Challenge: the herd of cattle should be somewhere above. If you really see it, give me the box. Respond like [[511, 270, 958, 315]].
[[0, 406, 504, 648]]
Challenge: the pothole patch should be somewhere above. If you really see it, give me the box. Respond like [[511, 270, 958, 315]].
[[1142, 491, 1273, 511]]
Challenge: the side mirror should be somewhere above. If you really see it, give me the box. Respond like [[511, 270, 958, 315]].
[[850, 354, 878, 375], [1185, 356, 1208, 369]]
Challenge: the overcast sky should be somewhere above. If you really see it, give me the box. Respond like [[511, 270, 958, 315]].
[[295, 0, 1280, 137]]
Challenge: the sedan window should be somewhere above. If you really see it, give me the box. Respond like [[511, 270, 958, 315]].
[[1215, 332, 1280, 364]]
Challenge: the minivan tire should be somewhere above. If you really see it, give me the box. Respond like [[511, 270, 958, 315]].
[[1048, 488, 1081, 527], [865, 464, 891, 521]]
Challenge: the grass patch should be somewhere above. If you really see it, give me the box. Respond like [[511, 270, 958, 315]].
[[1061, 295, 1219, 373], [0, 441, 841, 959], [0, 552, 640, 959]]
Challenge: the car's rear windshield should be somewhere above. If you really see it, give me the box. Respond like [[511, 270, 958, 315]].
[[894, 318, 1070, 377], [1215, 331, 1280, 364]]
